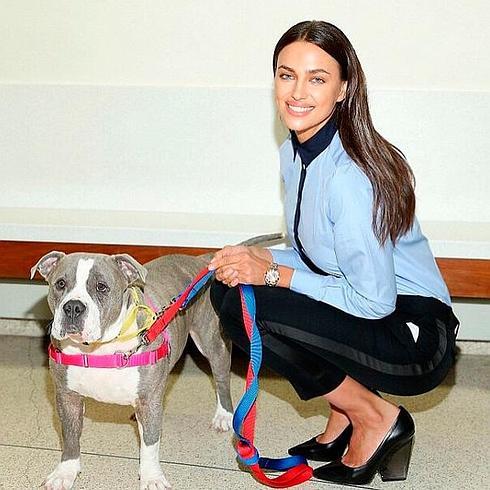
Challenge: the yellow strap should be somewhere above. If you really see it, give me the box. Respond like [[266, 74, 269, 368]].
[[116, 288, 156, 342], [92, 288, 156, 345]]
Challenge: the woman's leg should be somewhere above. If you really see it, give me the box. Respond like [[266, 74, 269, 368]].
[[211, 282, 455, 399], [210, 281, 456, 462], [317, 404, 350, 443], [323, 376, 399, 466]]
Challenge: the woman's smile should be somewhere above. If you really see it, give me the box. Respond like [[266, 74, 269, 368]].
[[286, 102, 315, 116]]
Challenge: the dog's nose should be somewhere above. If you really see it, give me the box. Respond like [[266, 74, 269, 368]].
[[63, 300, 86, 321]]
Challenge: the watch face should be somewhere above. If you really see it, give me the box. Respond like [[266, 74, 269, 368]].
[[269, 269, 280, 282], [265, 265, 280, 286]]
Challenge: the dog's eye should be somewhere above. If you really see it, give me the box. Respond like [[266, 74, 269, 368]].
[[96, 282, 109, 293], [55, 279, 66, 290]]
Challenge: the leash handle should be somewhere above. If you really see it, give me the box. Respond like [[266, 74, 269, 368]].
[[235, 285, 313, 488]]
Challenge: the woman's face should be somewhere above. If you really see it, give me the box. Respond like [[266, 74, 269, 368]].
[[274, 41, 346, 143]]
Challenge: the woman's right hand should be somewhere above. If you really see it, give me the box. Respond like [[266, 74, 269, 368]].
[[208, 246, 273, 287]]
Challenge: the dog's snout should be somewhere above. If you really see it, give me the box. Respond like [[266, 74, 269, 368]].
[[63, 300, 86, 321]]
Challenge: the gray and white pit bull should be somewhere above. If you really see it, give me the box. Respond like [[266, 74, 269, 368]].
[[31, 234, 281, 490]]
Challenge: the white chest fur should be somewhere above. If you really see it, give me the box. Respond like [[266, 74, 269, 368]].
[[66, 365, 140, 406], [62, 293, 144, 406]]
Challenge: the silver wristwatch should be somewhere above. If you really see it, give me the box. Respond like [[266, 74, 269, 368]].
[[264, 262, 280, 287]]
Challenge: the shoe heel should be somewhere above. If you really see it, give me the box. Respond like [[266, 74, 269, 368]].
[[379, 437, 414, 482]]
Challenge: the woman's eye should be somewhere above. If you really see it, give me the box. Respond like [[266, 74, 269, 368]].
[[279, 73, 294, 80], [55, 279, 66, 290], [311, 77, 325, 84], [96, 282, 109, 293]]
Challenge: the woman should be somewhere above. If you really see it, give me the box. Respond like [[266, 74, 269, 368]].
[[208, 21, 458, 485]]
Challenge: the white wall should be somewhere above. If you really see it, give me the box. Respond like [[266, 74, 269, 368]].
[[0, 1, 489, 337], [1, 85, 488, 222], [0, 1, 488, 220], [1, 1, 488, 89]]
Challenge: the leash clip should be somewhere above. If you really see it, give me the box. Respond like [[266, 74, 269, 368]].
[[139, 332, 150, 345], [155, 297, 177, 319]]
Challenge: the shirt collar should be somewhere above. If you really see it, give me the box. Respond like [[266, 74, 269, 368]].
[[291, 116, 338, 167]]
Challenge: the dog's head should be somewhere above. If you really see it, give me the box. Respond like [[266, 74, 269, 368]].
[[31, 252, 147, 344]]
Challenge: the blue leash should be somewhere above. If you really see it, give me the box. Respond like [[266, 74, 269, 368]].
[[232, 285, 313, 487], [177, 273, 312, 486]]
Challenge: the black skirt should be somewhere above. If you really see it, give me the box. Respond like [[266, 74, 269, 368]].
[[210, 281, 458, 401]]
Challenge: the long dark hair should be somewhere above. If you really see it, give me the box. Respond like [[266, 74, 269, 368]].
[[273, 21, 415, 244]]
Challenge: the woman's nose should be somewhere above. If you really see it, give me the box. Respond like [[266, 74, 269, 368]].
[[292, 79, 308, 101]]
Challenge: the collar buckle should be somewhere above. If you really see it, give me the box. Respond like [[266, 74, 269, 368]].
[[115, 351, 130, 369]]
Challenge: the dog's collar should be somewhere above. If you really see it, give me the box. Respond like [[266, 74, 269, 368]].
[[48, 340, 169, 368]]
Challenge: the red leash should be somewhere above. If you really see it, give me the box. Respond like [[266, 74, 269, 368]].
[[233, 285, 313, 487], [141, 268, 214, 345], [144, 270, 313, 487]]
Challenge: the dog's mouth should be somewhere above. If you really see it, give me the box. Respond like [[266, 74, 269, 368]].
[[60, 332, 96, 346]]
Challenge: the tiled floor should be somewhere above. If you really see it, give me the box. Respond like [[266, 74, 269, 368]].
[[0, 334, 488, 490]]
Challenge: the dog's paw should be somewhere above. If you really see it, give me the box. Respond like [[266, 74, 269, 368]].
[[42, 459, 80, 490], [140, 472, 172, 490], [212, 405, 233, 432]]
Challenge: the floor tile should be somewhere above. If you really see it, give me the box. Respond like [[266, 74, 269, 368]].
[[0, 335, 489, 489]]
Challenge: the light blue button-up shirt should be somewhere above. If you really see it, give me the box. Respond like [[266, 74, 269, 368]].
[[271, 132, 451, 319]]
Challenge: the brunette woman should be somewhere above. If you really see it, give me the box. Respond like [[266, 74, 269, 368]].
[[209, 21, 458, 485]]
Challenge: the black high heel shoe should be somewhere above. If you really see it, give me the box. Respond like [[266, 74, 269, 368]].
[[288, 390, 381, 462], [313, 406, 415, 485], [288, 424, 352, 462]]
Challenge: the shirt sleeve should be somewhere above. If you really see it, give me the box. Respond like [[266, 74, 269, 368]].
[[290, 166, 397, 319], [270, 247, 309, 270]]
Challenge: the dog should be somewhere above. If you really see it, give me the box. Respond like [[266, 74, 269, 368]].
[[31, 234, 282, 489]]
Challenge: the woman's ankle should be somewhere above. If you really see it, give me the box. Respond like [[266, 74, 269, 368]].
[[317, 406, 351, 443], [349, 399, 399, 431], [322, 377, 399, 435]]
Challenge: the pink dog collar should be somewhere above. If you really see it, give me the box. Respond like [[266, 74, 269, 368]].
[[48, 341, 169, 368]]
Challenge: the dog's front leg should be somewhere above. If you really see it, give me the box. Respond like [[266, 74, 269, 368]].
[[43, 389, 84, 489], [135, 395, 171, 490]]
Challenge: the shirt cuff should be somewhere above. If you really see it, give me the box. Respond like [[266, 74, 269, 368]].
[[270, 247, 307, 270]]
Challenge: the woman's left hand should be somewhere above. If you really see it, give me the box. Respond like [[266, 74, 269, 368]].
[[208, 246, 272, 287]]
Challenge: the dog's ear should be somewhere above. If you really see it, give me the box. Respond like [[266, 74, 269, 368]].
[[30, 251, 66, 280], [111, 254, 148, 286]]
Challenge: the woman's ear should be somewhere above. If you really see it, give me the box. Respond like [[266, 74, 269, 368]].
[[337, 81, 348, 103]]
